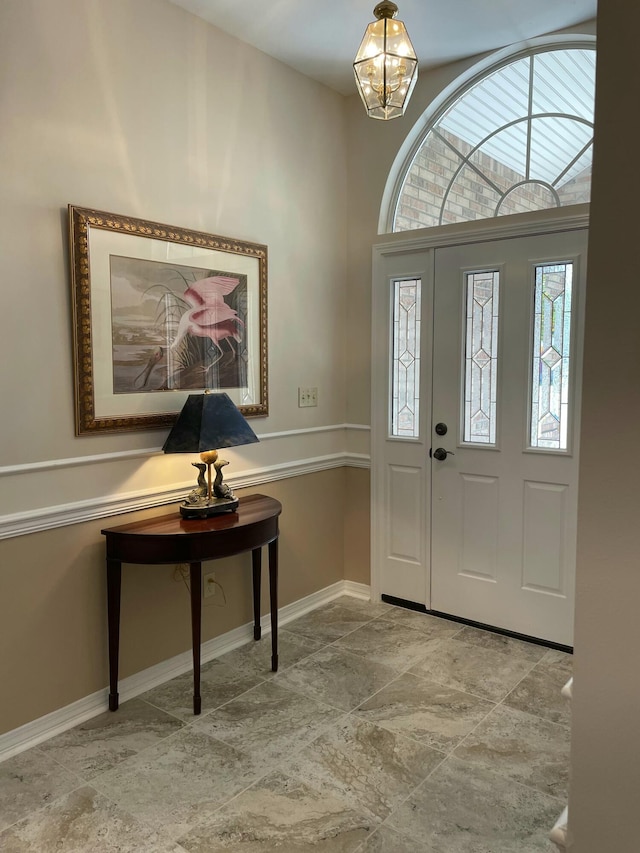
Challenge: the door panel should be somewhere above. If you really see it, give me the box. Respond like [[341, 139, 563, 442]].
[[388, 465, 423, 561], [372, 216, 587, 646], [430, 230, 587, 645], [459, 473, 499, 581], [371, 250, 433, 606], [522, 480, 567, 594]]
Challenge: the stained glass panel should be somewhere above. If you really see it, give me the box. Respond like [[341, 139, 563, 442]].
[[463, 271, 500, 444], [391, 279, 421, 438], [530, 262, 573, 449]]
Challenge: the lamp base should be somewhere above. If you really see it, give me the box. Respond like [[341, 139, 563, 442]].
[[179, 496, 239, 518]]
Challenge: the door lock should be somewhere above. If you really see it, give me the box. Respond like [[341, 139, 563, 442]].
[[431, 447, 455, 461], [435, 422, 448, 436]]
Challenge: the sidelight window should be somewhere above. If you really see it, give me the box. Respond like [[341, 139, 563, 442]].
[[391, 279, 422, 438], [463, 271, 500, 444], [530, 262, 573, 450]]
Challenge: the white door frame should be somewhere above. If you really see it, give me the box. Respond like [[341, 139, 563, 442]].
[[370, 204, 590, 606]]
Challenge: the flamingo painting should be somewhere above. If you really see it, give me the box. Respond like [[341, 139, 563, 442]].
[[133, 346, 164, 389], [171, 275, 244, 360], [110, 258, 248, 394]]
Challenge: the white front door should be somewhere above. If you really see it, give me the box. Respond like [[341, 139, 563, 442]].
[[371, 215, 588, 646]]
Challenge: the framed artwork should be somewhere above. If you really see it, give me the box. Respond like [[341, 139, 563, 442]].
[[69, 205, 268, 435]]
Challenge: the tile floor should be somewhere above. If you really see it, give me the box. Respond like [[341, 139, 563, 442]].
[[0, 596, 572, 851]]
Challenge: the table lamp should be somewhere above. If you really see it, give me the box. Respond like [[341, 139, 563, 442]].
[[163, 391, 259, 518]]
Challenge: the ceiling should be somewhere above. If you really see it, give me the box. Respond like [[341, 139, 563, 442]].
[[168, 0, 597, 96]]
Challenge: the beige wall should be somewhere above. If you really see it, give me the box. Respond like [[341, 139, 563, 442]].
[[569, 1, 640, 847], [344, 467, 370, 585], [0, 0, 348, 516], [0, 471, 347, 735], [0, 0, 354, 737]]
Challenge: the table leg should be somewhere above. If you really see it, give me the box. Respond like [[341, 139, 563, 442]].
[[107, 559, 122, 711], [269, 538, 278, 672], [252, 548, 262, 641], [189, 562, 202, 715]]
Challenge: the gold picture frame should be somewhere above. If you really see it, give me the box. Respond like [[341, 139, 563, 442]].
[[69, 205, 268, 435]]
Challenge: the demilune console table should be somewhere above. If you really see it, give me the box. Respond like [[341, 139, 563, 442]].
[[101, 493, 282, 715]]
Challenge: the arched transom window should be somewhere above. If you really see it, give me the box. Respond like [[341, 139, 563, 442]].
[[392, 45, 596, 231]]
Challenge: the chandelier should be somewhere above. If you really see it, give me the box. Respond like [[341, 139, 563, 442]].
[[353, 1, 418, 120]]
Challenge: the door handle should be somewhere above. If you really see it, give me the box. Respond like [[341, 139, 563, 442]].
[[431, 447, 455, 461]]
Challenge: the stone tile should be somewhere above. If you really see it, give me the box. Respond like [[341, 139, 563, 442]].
[[177, 771, 374, 852], [386, 756, 562, 853], [453, 625, 548, 663], [284, 603, 379, 644], [283, 716, 444, 820], [92, 728, 262, 839], [454, 704, 571, 799], [1, 600, 574, 852], [194, 680, 343, 766], [504, 652, 573, 726], [0, 786, 185, 852], [409, 637, 536, 702], [0, 747, 82, 833], [353, 672, 494, 753], [357, 824, 433, 852], [218, 629, 325, 678], [333, 618, 447, 671], [541, 649, 574, 676], [328, 595, 394, 618], [38, 697, 185, 779], [378, 608, 461, 639], [139, 658, 264, 721], [274, 646, 397, 712]]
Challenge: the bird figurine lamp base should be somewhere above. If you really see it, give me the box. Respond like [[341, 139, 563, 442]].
[[179, 494, 239, 519], [179, 449, 239, 518]]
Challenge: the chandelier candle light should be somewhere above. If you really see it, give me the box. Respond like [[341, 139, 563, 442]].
[[163, 391, 259, 518], [354, 1, 418, 120]]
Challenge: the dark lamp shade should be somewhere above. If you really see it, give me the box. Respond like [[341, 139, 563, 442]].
[[162, 392, 259, 453]]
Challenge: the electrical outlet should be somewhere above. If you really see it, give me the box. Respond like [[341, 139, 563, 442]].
[[298, 386, 318, 407], [203, 571, 216, 598]]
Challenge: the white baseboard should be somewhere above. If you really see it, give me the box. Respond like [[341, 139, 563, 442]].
[[0, 580, 371, 764], [341, 580, 371, 600]]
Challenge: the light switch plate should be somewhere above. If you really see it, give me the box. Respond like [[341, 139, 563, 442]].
[[298, 387, 318, 407]]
